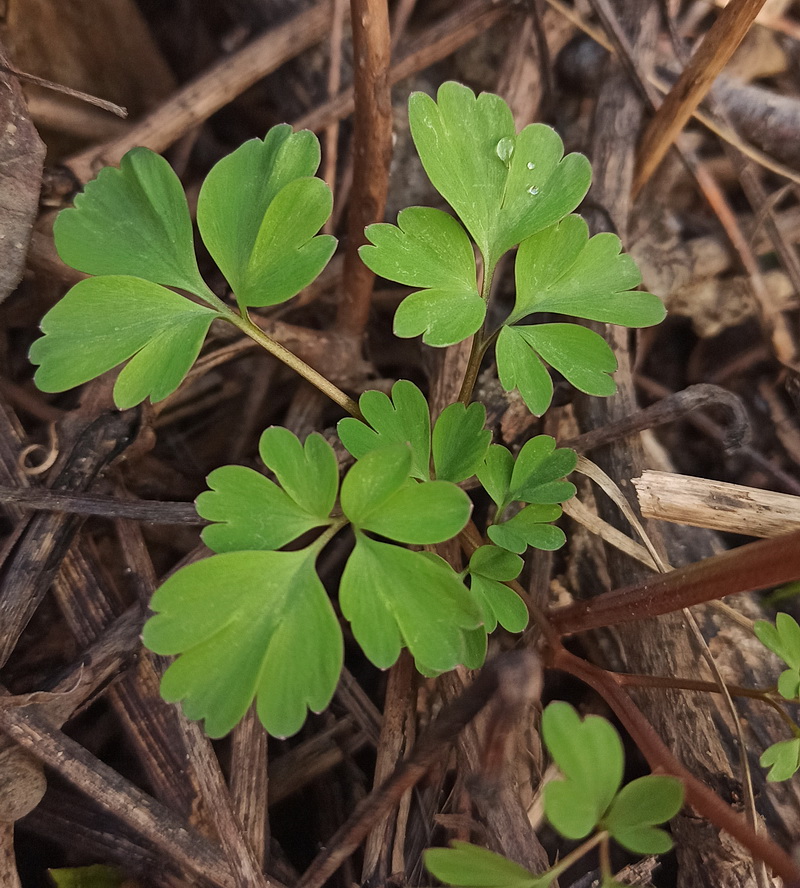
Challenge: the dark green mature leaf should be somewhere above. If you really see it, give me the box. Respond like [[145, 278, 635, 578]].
[[197, 125, 335, 308], [760, 738, 800, 782], [143, 549, 343, 738], [340, 533, 481, 670], [496, 324, 617, 416], [198, 430, 337, 553], [340, 444, 470, 544], [409, 82, 591, 268], [53, 147, 208, 298], [30, 276, 219, 409], [542, 702, 623, 840], [487, 504, 565, 554], [754, 613, 800, 700], [338, 380, 431, 480], [509, 215, 665, 327], [424, 842, 550, 888], [433, 402, 492, 483], [604, 776, 683, 854], [467, 546, 528, 633], [360, 207, 483, 346]]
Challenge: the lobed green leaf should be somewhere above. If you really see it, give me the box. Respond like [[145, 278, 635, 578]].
[[509, 215, 665, 328], [424, 842, 549, 888], [487, 504, 565, 554], [760, 738, 800, 782], [143, 549, 343, 738], [541, 702, 623, 840], [467, 546, 528, 633], [603, 775, 683, 855], [30, 276, 219, 409], [338, 380, 431, 480], [433, 402, 492, 483], [340, 534, 481, 671], [360, 207, 484, 347], [53, 147, 208, 298], [754, 613, 800, 671], [510, 436, 577, 504], [408, 82, 591, 268]]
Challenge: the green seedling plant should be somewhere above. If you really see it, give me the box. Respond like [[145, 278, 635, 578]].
[[30, 81, 800, 883], [425, 702, 684, 888]]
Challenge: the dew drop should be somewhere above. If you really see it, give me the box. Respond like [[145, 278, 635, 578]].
[[528, 186, 539, 196], [496, 137, 515, 164], [526, 162, 536, 170]]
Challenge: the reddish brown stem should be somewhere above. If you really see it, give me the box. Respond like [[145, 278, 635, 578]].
[[336, 0, 392, 339], [551, 646, 800, 886], [548, 529, 800, 637]]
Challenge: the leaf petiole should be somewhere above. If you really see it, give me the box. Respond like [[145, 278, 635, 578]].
[[306, 515, 350, 557], [224, 309, 362, 419], [457, 260, 498, 405]]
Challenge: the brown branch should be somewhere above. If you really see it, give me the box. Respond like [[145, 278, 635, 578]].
[[633, 0, 767, 195], [552, 647, 800, 886], [336, 0, 392, 339], [548, 529, 800, 637]]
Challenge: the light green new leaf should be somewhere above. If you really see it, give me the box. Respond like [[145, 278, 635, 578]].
[[409, 82, 590, 268], [30, 276, 219, 409], [542, 702, 624, 840], [468, 546, 528, 633], [196, 128, 335, 307], [53, 148, 208, 297], [754, 614, 800, 700], [340, 533, 481, 670], [510, 436, 577, 505], [340, 444, 470, 544], [338, 380, 431, 480], [258, 427, 339, 518], [509, 215, 665, 327], [487, 504, 565, 554], [143, 549, 343, 738], [604, 776, 683, 855], [198, 428, 337, 553], [360, 207, 484, 346], [433, 402, 492, 483], [760, 738, 800, 782], [425, 842, 551, 888], [496, 324, 618, 416]]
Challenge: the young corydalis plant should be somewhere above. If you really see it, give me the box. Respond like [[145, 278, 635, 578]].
[[32, 81, 661, 740]]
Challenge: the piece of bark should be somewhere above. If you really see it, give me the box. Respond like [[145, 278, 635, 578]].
[[633, 471, 800, 538], [0, 40, 45, 304]]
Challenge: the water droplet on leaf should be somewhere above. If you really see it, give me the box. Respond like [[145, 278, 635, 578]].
[[496, 138, 514, 164], [527, 162, 536, 170], [528, 186, 539, 196]]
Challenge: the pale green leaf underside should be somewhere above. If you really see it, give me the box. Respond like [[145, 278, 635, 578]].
[[542, 702, 624, 839], [143, 549, 343, 738], [510, 215, 665, 328], [424, 842, 548, 888], [30, 276, 219, 409], [197, 125, 321, 297], [53, 147, 207, 297], [340, 534, 481, 671], [409, 82, 591, 267], [604, 776, 683, 855], [338, 381, 431, 480], [361, 207, 483, 346], [197, 465, 332, 553]]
